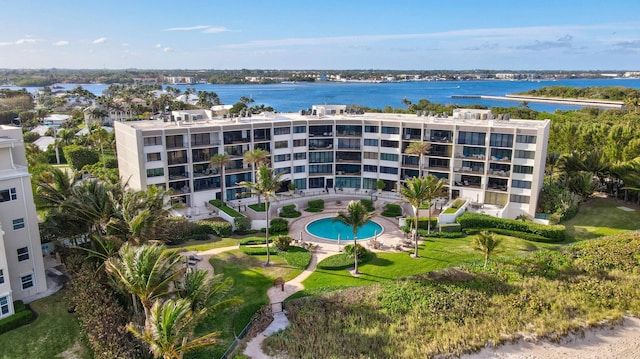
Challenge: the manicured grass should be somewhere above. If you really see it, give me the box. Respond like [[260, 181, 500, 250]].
[[297, 235, 558, 296], [188, 249, 304, 358], [0, 291, 91, 359], [174, 237, 240, 252], [562, 197, 640, 239]]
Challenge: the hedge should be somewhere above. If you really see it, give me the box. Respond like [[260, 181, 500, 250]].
[[239, 246, 278, 256], [270, 218, 289, 234], [240, 238, 273, 245], [62, 145, 99, 171], [0, 302, 32, 335], [381, 203, 402, 217], [194, 220, 233, 237], [405, 217, 438, 230], [463, 227, 554, 243], [360, 199, 375, 212], [280, 204, 301, 218], [418, 231, 466, 238], [439, 223, 462, 232], [456, 212, 566, 241], [307, 199, 324, 210]]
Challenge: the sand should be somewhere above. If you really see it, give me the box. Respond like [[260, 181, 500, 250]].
[[462, 317, 640, 359]]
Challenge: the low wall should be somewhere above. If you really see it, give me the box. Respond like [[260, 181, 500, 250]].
[[438, 200, 469, 224]]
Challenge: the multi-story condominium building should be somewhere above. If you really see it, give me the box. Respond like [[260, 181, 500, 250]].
[[0, 126, 47, 319], [114, 105, 549, 220]]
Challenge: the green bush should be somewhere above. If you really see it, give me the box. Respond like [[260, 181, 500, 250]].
[[304, 207, 323, 213], [249, 203, 268, 212], [62, 145, 99, 171], [405, 217, 438, 230], [439, 223, 462, 232], [239, 237, 272, 245], [194, 220, 233, 237], [381, 203, 402, 217], [274, 235, 293, 251], [239, 246, 278, 256], [360, 199, 375, 212], [456, 212, 566, 241], [12, 300, 26, 313], [269, 218, 289, 234], [343, 243, 369, 258], [317, 250, 373, 270], [0, 301, 32, 335], [234, 217, 252, 235], [279, 204, 301, 218], [418, 231, 465, 238], [307, 199, 325, 210], [450, 198, 466, 208]]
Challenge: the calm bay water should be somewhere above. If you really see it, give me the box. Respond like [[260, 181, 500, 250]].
[[14, 78, 640, 113]]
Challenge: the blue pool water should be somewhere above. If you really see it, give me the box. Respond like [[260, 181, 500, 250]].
[[305, 217, 383, 241]]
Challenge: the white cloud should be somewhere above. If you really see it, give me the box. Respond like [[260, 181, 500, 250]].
[[155, 44, 162, 48], [52, 40, 69, 46], [202, 26, 232, 34], [163, 47, 173, 52], [92, 37, 107, 44], [164, 25, 210, 31], [15, 38, 37, 45]]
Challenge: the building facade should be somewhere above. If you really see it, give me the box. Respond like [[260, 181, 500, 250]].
[[0, 126, 47, 319], [114, 105, 549, 220]]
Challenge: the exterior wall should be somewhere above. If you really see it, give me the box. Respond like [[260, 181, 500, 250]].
[[114, 107, 550, 220], [0, 126, 47, 308]]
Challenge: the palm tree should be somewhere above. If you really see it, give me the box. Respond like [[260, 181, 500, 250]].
[[175, 270, 242, 312], [471, 231, 502, 268], [399, 177, 429, 258], [545, 151, 561, 181], [34, 168, 79, 209], [243, 148, 270, 203], [333, 201, 375, 274], [105, 243, 185, 329], [237, 165, 284, 266], [209, 154, 230, 204], [405, 141, 431, 177], [423, 175, 447, 234], [127, 298, 221, 359]]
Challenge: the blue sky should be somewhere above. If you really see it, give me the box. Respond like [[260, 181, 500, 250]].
[[1, 0, 639, 70]]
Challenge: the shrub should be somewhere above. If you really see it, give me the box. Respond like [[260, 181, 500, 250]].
[[194, 219, 233, 237], [239, 237, 272, 245], [439, 223, 462, 232], [343, 243, 369, 258], [249, 203, 268, 212], [418, 231, 465, 238], [239, 246, 278, 256], [0, 303, 32, 335], [456, 212, 566, 241], [269, 218, 289, 234], [360, 199, 375, 212], [405, 217, 438, 230], [234, 217, 252, 235], [62, 145, 100, 171], [304, 207, 323, 213], [274, 235, 293, 251], [381, 203, 402, 217], [463, 228, 551, 242], [307, 199, 324, 212], [280, 204, 301, 218], [451, 198, 466, 208]]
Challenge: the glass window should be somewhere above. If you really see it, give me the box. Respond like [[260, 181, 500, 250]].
[[293, 139, 306, 147], [146, 168, 164, 177], [17, 247, 29, 261], [0, 269, 4, 284], [309, 152, 333, 163], [514, 150, 535, 159], [381, 126, 400, 134], [143, 136, 161, 146], [309, 164, 333, 174], [293, 152, 306, 160], [457, 131, 486, 146], [364, 139, 378, 146], [363, 152, 378, 160], [513, 165, 534, 174], [294, 165, 305, 173], [146, 153, 161, 162], [365, 125, 379, 133], [274, 140, 288, 149], [21, 274, 34, 290], [191, 133, 210, 146], [516, 135, 537, 144], [380, 166, 398, 174], [12, 218, 25, 230], [0, 295, 9, 315], [380, 140, 398, 148], [274, 127, 291, 135], [510, 194, 530, 204], [363, 165, 378, 172], [0, 188, 17, 203], [490, 133, 514, 147], [165, 135, 184, 148], [512, 180, 532, 189], [380, 153, 399, 161], [274, 154, 291, 162], [293, 125, 306, 133]]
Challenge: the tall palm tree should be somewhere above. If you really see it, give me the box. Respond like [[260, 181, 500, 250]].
[[105, 243, 185, 329], [237, 165, 284, 266], [399, 177, 429, 258], [34, 167, 78, 209], [334, 201, 375, 274], [209, 154, 230, 204], [405, 141, 431, 177], [545, 151, 561, 181], [423, 174, 447, 234], [243, 148, 270, 203], [471, 231, 502, 268], [175, 270, 242, 312], [127, 298, 221, 359]]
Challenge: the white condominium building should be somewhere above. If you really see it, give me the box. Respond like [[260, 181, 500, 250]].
[[114, 105, 549, 220], [0, 126, 47, 319]]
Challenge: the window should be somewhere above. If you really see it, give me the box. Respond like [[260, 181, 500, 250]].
[[191, 133, 210, 146], [143, 136, 161, 146], [514, 150, 535, 159], [510, 194, 530, 204], [12, 218, 25, 230], [20, 274, 34, 290], [293, 152, 306, 160], [294, 165, 305, 173], [309, 152, 333, 163], [513, 165, 534, 174], [363, 152, 378, 160], [380, 166, 398, 175], [381, 126, 400, 134], [380, 140, 399, 148], [309, 164, 333, 174], [363, 165, 378, 172], [457, 131, 486, 146], [0, 188, 17, 203], [165, 135, 184, 148], [273, 154, 291, 162], [380, 153, 399, 161], [146, 153, 161, 162], [0, 295, 8, 315], [364, 139, 378, 146], [293, 125, 306, 134], [365, 125, 379, 133], [512, 180, 532, 189], [490, 133, 514, 147], [273, 127, 291, 135], [0, 269, 4, 284], [516, 135, 537, 144], [146, 168, 164, 178], [293, 139, 306, 147], [17, 247, 29, 261], [274, 140, 288, 149], [274, 167, 290, 175]]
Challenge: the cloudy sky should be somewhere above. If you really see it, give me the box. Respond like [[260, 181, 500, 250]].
[[1, 0, 639, 70]]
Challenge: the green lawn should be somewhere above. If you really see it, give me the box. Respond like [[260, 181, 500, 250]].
[[174, 237, 240, 252], [563, 197, 640, 239], [297, 235, 559, 296], [0, 291, 91, 359]]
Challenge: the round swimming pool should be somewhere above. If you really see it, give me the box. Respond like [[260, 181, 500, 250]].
[[305, 217, 383, 241]]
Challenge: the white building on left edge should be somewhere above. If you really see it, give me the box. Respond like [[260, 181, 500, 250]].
[[0, 126, 47, 319]]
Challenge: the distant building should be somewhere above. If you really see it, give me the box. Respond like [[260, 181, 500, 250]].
[[114, 105, 549, 221], [0, 126, 47, 319], [164, 76, 195, 85]]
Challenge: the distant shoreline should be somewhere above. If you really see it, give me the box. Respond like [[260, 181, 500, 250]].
[[452, 94, 624, 109]]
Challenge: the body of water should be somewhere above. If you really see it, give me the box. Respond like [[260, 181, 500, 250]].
[[8, 78, 640, 113]]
